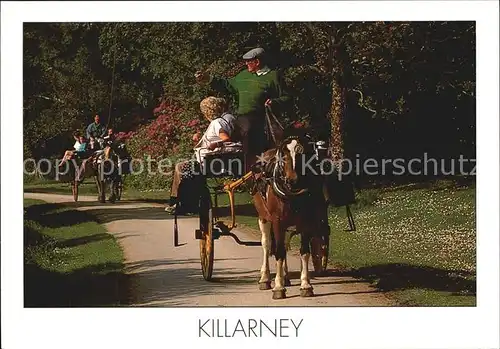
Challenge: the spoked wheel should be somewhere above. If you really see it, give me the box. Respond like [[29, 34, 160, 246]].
[[108, 185, 116, 203], [71, 180, 79, 202], [70, 161, 79, 202], [116, 177, 123, 201], [109, 178, 121, 204], [199, 189, 214, 281]]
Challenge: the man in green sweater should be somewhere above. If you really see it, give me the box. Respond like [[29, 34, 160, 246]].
[[195, 47, 291, 168]]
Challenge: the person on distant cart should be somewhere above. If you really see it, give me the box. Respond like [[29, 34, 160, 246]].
[[58, 131, 90, 167], [86, 114, 107, 150], [164, 96, 237, 214]]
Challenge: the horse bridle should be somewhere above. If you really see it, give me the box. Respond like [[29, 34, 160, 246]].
[[271, 135, 316, 199]]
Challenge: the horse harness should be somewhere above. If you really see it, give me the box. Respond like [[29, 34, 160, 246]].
[[251, 135, 328, 216]]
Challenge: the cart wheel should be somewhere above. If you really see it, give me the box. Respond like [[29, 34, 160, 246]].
[[72, 180, 79, 202], [100, 182, 106, 203], [108, 178, 119, 204], [199, 191, 214, 281], [116, 179, 123, 201]]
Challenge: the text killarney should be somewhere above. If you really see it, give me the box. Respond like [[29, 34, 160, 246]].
[[199, 318, 304, 338]]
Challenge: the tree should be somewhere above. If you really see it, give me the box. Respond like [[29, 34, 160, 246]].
[[24, 21, 476, 183]]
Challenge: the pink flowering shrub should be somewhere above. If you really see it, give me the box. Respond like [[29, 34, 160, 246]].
[[115, 131, 136, 142], [187, 119, 200, 128], [126, 100, 206, 160], [121, 100, 207, 190]]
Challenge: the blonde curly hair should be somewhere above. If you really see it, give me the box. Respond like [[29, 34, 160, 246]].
[[200, 96, 228, 121]]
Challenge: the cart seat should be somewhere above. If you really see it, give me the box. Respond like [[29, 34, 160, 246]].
[[195, 142, 245, 178]]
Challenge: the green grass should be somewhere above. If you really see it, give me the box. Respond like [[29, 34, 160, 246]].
[[25, 177, 476, 306], [215, 179, 476, 306], [326, 182, 475, 306], [328, 186, 475, 272], [24, 179, 170, 202], [24, 198, 129, 306]]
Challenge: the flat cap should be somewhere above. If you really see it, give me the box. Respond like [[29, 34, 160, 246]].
[[242, 47, 265, 60]]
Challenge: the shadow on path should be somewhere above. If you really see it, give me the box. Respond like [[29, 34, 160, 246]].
[[24, 262, 131, 307], [350, 263, 476, 296]]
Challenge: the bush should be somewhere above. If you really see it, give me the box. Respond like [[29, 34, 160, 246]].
[[127, 101, 203, 159], [122, 100, 206, 192]]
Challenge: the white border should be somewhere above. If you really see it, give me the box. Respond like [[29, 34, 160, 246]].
[[2, 1, 499, 349]]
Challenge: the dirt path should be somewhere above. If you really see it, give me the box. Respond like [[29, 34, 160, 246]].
[[24, 192, 393, 306]]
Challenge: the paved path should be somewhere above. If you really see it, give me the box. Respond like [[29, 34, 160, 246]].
[[24, 192, 393, 307]]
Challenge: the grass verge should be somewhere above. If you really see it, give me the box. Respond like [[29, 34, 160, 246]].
[[24, 178, 476, 306], [24, 198, 130, 306], [215, 179, 476, 306], [326, 182, 476, 306], [24, 179, 170, 202]]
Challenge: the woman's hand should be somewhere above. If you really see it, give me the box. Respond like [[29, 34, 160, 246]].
[[207, 142, 219, 151], [192, 131, 201, 143]]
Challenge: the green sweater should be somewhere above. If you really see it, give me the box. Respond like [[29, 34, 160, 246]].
[[209, 68, 290, 119]]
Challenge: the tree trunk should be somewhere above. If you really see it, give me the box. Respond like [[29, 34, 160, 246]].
[[329, 77, 346, 163], [304, 23, 353, 163], [329, 42, 351, 164]]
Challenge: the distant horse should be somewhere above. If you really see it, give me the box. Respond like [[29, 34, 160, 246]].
[[95, 145, 123, 203], [76, 145, 123, 203], [111, 142, 132, 201], [252, 131, 331, 299]]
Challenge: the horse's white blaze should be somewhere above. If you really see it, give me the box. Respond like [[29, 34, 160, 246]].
[[286, 139, 298, 170], [274, 259, 285, 290], [259, 218, 272, 283], [300, 253, 312, 289]]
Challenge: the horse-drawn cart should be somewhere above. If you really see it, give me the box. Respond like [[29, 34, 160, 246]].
[[173, 143, 262, 281], [172, 136, 343, 284], [68, 139, 130, 203]]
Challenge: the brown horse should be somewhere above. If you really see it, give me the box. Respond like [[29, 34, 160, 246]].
[[75, 146, 122, 203], [252, 132, 330, 299]]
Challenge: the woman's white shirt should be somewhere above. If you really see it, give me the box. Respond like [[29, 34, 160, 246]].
[[194, 113, 237, 163], [195, 113, 236, 148], [197, 119, 223, 148]]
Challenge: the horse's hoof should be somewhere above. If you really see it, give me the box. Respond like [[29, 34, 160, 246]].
[[259, 281, 272, 290], [284, 278, 292, 287], [272, 289, 286, 300], [300, 287, 314, 297]]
